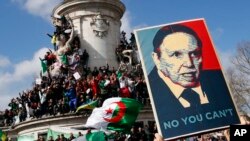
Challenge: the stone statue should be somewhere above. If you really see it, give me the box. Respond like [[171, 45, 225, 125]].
[[56, 17, 74, 56]]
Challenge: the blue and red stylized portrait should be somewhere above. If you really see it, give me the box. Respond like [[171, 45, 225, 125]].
[[135, 19, 240, 140]]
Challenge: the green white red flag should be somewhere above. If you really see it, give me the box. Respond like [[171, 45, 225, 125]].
[[85, 98, 142, 132]]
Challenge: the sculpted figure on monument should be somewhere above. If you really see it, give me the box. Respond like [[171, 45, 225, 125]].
[[56, 17, 74, 55], [90, 12, 110, 38]]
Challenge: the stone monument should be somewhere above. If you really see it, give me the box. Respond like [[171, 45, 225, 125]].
[[2, 2, 155, 140], [53, 0, 126, 68]]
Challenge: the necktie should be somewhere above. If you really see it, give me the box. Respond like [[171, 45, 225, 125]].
[[181, 88, 201, 107]]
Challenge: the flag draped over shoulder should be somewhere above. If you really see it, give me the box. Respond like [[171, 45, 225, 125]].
[[85, 98, 143, 132], [76, 100, 98, 113], [0, 130, 7, 141], [72, 131, 106, 141]]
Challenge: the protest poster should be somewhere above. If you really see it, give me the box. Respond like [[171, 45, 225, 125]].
[[134, 18, 240, 140], [73, 72, 81, 80]]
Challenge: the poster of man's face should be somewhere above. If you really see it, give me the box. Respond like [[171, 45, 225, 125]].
[[156, 31, 202, 88], [135, 19, 240, 140]]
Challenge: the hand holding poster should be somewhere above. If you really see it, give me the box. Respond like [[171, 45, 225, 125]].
[[134, 18, 240, 140]]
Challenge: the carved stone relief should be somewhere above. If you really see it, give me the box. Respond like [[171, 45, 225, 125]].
[[90, 12, 110, 38]]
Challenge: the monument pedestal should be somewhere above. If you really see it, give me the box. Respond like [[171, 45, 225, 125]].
[[53, 0, 125, 69]]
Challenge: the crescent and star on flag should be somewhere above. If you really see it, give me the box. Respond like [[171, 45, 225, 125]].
[[103, 102, 126, 123]]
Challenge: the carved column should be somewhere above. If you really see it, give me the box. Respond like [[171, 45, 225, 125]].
[[53, 0, 125, 68]]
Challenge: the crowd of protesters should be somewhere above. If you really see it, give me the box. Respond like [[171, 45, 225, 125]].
[[0, 15, 240, 141], [1, 15, 148, 128], [37, 125, 229, 141], [36, 125, 157, 141]]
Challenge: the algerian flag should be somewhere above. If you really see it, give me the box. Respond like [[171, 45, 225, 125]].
[[59, 54, 68, 65], [76, 100, 98, 113], [0, 130, 7, 141], [40, 60, 47, 74], [72, 131, 106, 141], [85, 98, 142, 132]]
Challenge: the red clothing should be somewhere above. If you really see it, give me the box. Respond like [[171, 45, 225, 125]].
[[90, 79, 99, 96], [119, 87, 130, 98]]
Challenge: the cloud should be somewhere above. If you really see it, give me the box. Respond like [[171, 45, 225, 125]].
[[0, 55, 11, 68], [121, 11, 133, 38], [121, 11, 147, 40], [211, 27, 224, 40], [11, 0, 62, 20], [121, 11, 137, 34], [0, 48, 49, 110], [0, 95, 14, 111], [217, 49, 234, 70]]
